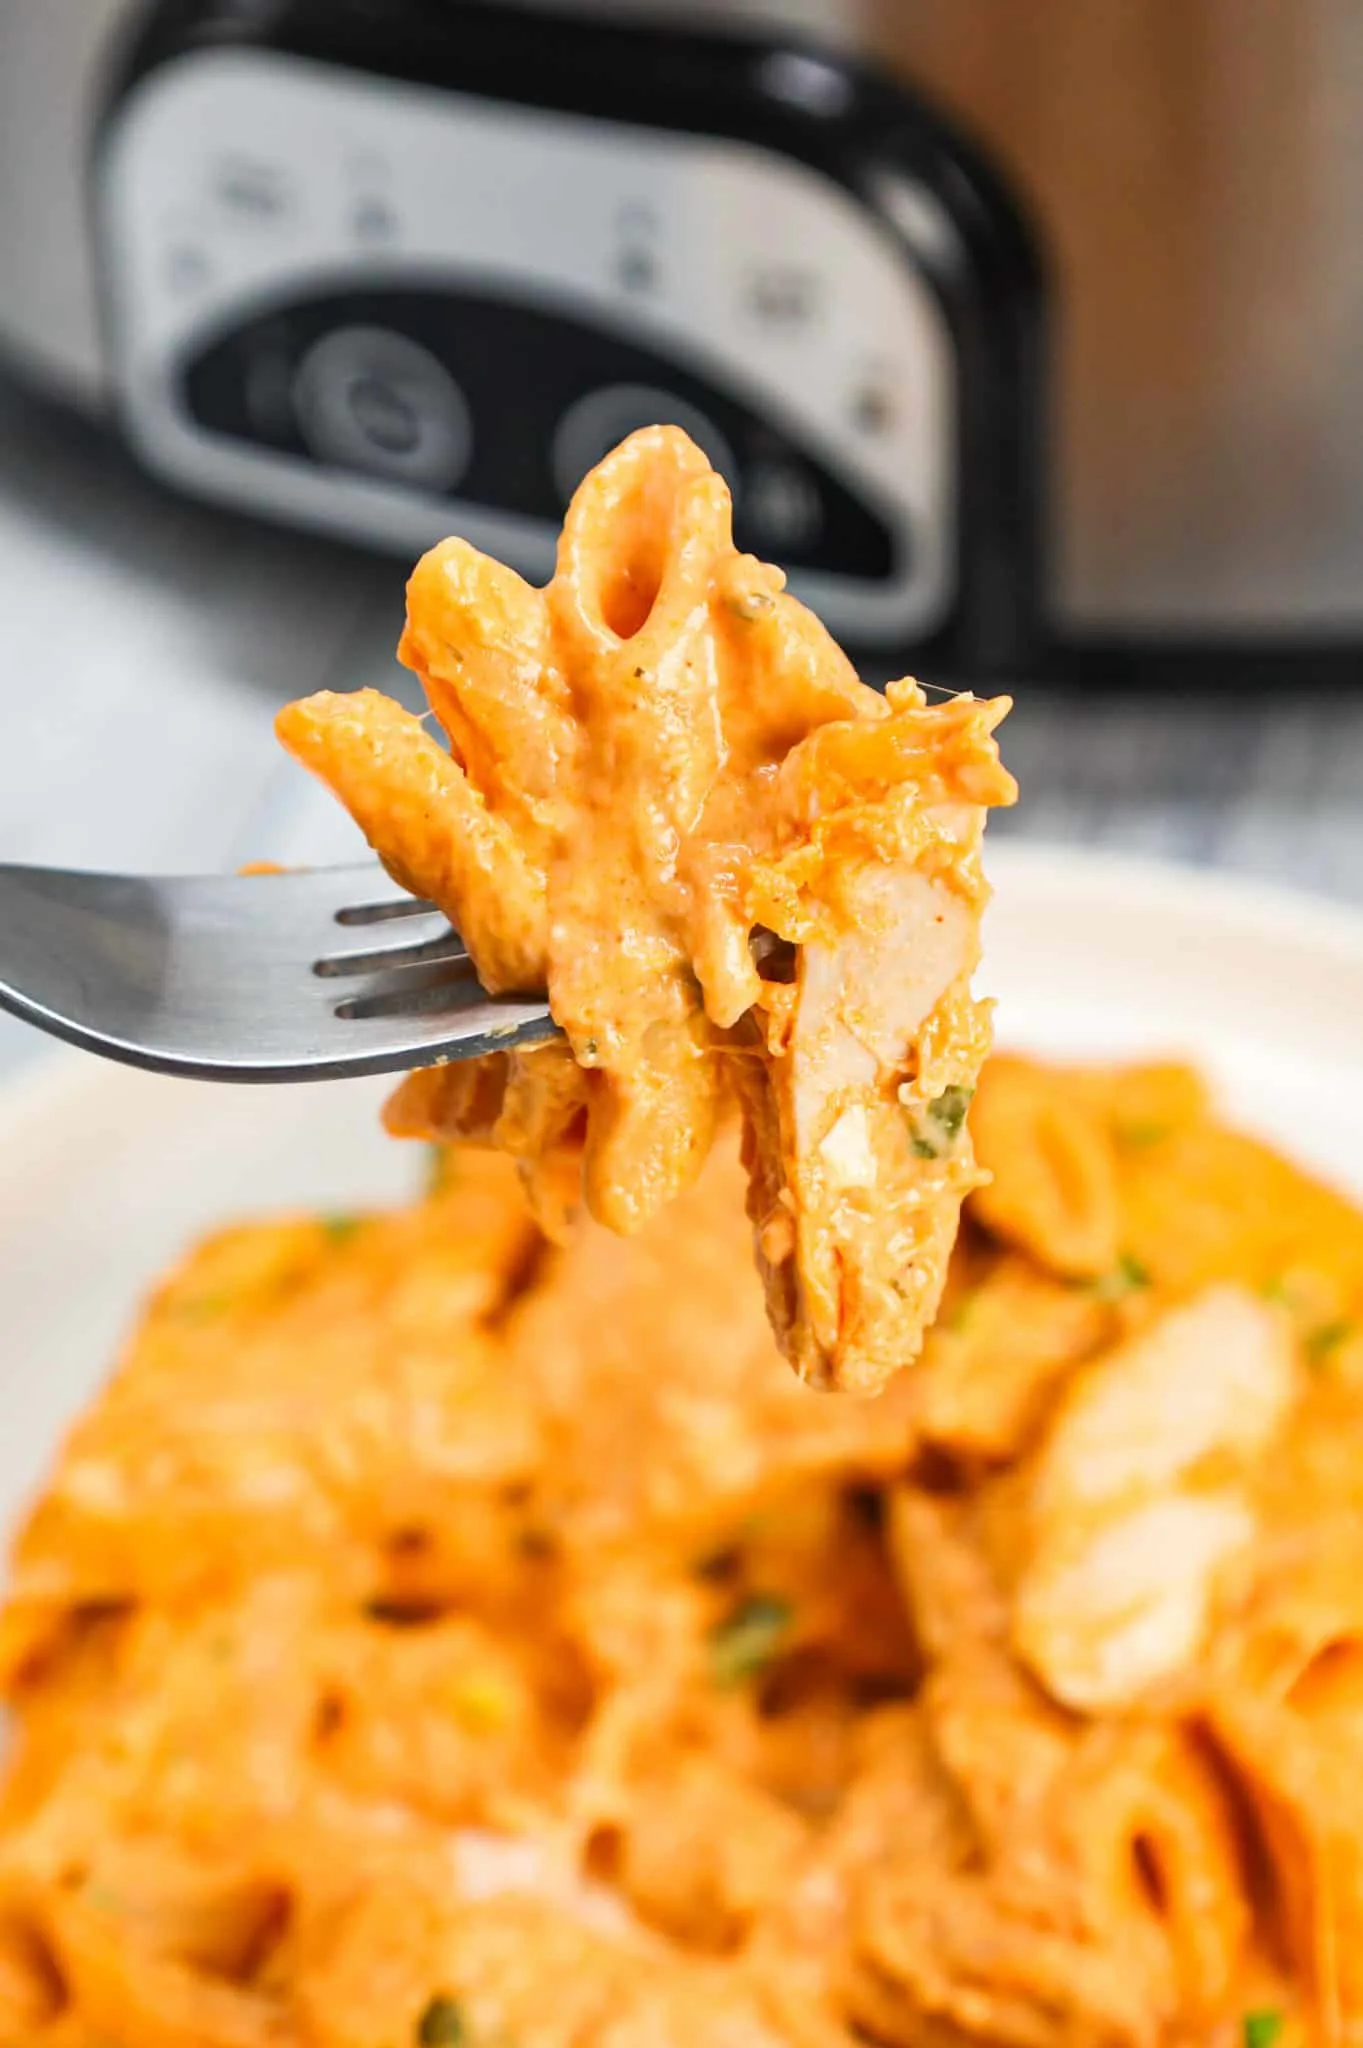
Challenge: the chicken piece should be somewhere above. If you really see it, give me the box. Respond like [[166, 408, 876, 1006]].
[[1014, 1286, 1296, 1712], [278, 427, 1014, 1392], [735, 753, 1001, 1391]]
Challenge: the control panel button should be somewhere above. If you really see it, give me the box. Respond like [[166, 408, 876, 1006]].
[[612, 203, 661, 297], [742, 263, 821, 332], [614, 245, 659, 296], [210, 153, 291, 222], [552, 385, 736, 504], [851, 383, 897, 438], [744, 460, 823, 552], [185, 288, 899, 581], [292, 327, 471, 491], [352, 194, 399, 246], [107, 46, 960, 651]]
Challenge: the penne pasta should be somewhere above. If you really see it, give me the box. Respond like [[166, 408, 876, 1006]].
[[0, 1056, 1360, 2044], [279, 427, 1015, 1392]]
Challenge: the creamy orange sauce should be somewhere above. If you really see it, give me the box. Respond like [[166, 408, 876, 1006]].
[[0, 1056, 1360, 2044], [278, 427, 1015, 1391]]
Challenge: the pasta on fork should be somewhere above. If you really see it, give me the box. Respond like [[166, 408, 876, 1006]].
[[278, 427, 1015, 1392]]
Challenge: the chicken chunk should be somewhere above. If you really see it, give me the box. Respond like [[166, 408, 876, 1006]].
[[278, 426, 1014, 1389], [1014, 1286, 1297, 1711]]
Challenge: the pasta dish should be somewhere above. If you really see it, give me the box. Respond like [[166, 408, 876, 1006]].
[[0, 425, 1357, 2048], [0, 1054, 1360, 2046], [277, 427, 1015, 1393]]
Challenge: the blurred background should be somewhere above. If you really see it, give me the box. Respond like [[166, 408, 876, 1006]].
[[1, 0, 1361, 1074]]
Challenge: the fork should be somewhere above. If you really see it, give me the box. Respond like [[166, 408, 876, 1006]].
[[0, 862, 558, 1081]]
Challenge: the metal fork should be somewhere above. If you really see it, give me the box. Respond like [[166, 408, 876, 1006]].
[[0, 863, 557, 1081]]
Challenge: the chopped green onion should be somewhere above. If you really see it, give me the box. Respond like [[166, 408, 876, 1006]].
[[727, 591, 775, 622], [907, 1085, 974, 1160], [1089, 1252, 1151, 1302], [171, 1291, 239, 1323], [1304, 1319, 1354, 1370], [417, 1994, 465, 2047], [931, 1086, 972, 1141], [1242, 2011, 1283, 2048], [1115, 1118, 1172, 1150], [708, 1593, 792, 1688], [320, 1213, 360, 1246]]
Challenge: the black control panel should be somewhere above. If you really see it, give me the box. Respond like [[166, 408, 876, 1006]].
[[101, 0, 1048, 679], [182, 285, 900, 581]]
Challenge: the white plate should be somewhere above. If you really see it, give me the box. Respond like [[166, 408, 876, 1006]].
[[1, 843, 1362, 1539]]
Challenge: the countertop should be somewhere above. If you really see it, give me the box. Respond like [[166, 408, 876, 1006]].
[[3, 369, 1362, 1082]]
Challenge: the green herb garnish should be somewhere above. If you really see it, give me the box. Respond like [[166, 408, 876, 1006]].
[[1242, 2011, 1283, 2048], [1304, 1319, 1354, 1370], [170, 1291, 239, 1323], [907, 1085, 974, 1160], [417, 1994, 465, 2047], [426, 1145, 457, 1196], [1115, 1118, 1172, 1150], [708, 1593, 792, 1688], [727, 590, 776, 622], [320, 1212, 360, 1246], [1089, 1252, 1152, 1302]]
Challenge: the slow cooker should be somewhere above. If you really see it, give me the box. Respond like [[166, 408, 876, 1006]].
[[4, 0, 1360, 687], [0, 0, 1045, 680]]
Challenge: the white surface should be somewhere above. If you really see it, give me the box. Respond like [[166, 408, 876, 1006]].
[[102, 48, 952, 637], [3, 843, 1363, 1544]]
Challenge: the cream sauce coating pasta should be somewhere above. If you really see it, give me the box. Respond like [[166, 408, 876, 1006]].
[[277, 426, 1015, 1392]]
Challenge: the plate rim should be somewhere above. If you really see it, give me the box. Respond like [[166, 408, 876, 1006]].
[[987, 839, 1363, 960]]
